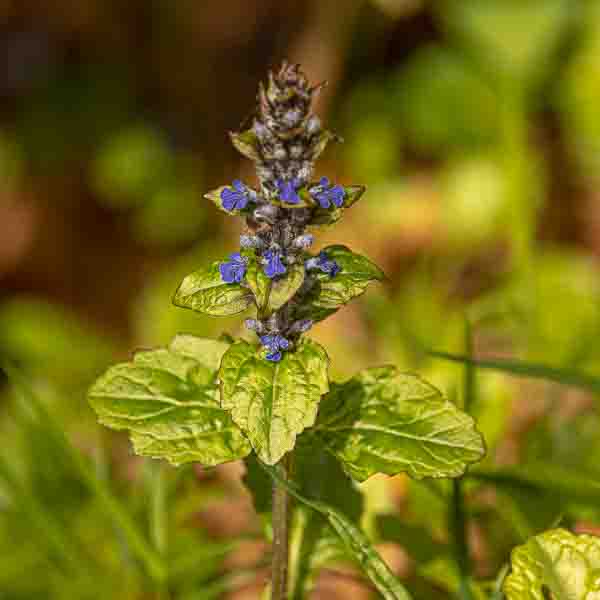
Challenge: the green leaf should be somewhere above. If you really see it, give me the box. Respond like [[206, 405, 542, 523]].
[[427, 349, 600, 395], [309, 129, 338, 160], [309, 186, 366, 226], [262, 462, 414, 600], [315, 367, 485, 482], [268, 262, 305, 312], [468, 463, 600, 507], [219, 339, 329, 464], [88, 335, 252, 467], [504, 528, 600, 600], [229, 129, 261, 161], [173, 261, 254, 316], [245, 257, 271, 312], [311, 245, 384, 309], [299, 245, 384, 322], [245, 258, 305, 315]]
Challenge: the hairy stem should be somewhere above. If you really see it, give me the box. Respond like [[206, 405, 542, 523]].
[[271, 454, 291, 600]]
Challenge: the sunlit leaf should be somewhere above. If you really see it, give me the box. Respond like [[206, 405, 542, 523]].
[[173, 261, 254, 316], [268, 263, 305, 312], [299, 245, 384, 323], [88, 335, 251, 466], [315, 367, 485, 482], [219, 339, 329, 464], [309, 186, 366, 226], [244, 256, 271, 312], [504, 528, 600, 599]]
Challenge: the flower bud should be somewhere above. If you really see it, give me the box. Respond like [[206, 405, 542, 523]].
[[244, 319, 265, 333], [253, 203, 279, 223], [306, 115, 321, 135], [288, 319, 313, 334], [293, 234, 314, 249]]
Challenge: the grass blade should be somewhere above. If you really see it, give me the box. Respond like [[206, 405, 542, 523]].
[[427, 350, 600, 394], [1, 361, 167, 583]]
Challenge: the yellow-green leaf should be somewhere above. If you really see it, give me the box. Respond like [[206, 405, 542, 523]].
[[88, 335, 251, 466], [505, 528, 600, 600], [268, 262, 305, 312], [300, 245, 385, 322], [173, 261, 254, 316], [316, 367, 485, 481], [219, 339, 329, 464]]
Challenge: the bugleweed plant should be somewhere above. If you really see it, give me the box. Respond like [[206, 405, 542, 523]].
[[87, 63, 490, 599]]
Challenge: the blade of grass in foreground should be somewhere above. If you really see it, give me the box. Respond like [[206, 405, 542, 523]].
[[427, 350, 600, 394], [1, 361, 167, 583], [0, 454, 86, 578], [260, 461, 413, 600]]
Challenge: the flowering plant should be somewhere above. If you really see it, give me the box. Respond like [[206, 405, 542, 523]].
[[88, 63, 485, 599]]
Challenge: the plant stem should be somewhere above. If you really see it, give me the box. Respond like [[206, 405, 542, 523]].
[[271, 454, 291, 600]]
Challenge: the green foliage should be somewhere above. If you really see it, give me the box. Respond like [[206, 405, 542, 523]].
[[300, 245, 384, 322], [504, 529, 600, 599], [6, 4, 600, 598], [309, 185, 366, 225], [88, 335, 251, 466], [263, 461, 414, 600], [315, 367, 485, 481], [289, 438, 364, 598], [173, 260, 254, 316], [219, 338, 329, 464]]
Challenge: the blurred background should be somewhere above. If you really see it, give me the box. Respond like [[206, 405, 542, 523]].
[[1, 0, 600, 598]]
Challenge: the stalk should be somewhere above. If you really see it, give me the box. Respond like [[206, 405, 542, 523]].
[[271, 455, 291, 600]]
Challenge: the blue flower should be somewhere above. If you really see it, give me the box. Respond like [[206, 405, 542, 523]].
[[219, 252, 248, 284], [305, 251, 341, 278], [276, 178, 301, 204], [263, 249, 287, 279], [260, 334, 290, 362], [309, 177, 345, 209], [220, 180, 255, 211]]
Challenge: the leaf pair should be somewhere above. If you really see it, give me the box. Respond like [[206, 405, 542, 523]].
[[88, 334, 330, 466], [173, 245, 384, 323]]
